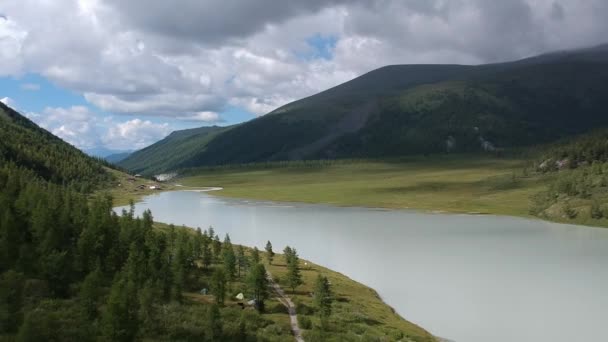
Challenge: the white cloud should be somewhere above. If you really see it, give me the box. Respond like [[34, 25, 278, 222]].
[[0, 97, 16, 107], [102, 118, 171, 150], [1, 0, 607, 123], [178, 111, 223, 123], [21, 105, 171, 151], [20, 83, 39, 90]]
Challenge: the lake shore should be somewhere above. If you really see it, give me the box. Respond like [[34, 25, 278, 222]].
[[175, 156, 608, 228], [151, 222, 439, 341]]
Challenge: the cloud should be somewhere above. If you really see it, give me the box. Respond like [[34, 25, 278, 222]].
[[23, 105, 171, 151], [0, 96, 16, 107], [177, 111, 223, 123], [20, 82, 40, 91], [1, 0, 607, 122], [102, 118, 171, 150]]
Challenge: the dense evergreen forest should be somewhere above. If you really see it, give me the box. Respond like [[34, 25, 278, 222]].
[[0, 161, 338, 341], [0, 102, 112, 192]]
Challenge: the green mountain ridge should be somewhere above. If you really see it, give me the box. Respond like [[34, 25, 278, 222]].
[[120, 44, 608, 175]]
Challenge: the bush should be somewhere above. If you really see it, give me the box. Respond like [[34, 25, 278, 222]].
[[296, 302, 315, 315], [299, 315, 312, 330], [267, 302, 288, 314]]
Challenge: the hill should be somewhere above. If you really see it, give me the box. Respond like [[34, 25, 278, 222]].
[[119, 125, 229, 175], [120, 44, 608, 175], [0, 102, 113, 191]]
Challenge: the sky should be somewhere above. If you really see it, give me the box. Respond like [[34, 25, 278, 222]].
[[1, 0, 607, 154]]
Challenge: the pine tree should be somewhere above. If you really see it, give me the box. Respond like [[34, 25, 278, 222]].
[[313, 275, 333, 327], [283, 246, 294, 265], [101, 277, 139, 342], [286, 249, 303, 293], [206, 304, 222, 340], [236, 245, 247, 278], [251, 247, 261, 265], [212, 235, 221, 264], [210, 268, 227, 305], [222, 235, 236, 281], [246, 263, 269, 312], [265, 240, 275, 265], [79, 265, 103, 319]]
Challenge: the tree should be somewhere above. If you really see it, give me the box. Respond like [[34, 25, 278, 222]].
[[212, 235, 221, 263], [79, 265, 103, 319], [222, 234, 236, 280], [246, 264, 269, 312], [283, 246, 294, 265], [236, 245, 248, 278], [0, 270, 25, 333], [313, 275, 333, 327], [286, 250, 303, 293], [251, 247, 261, 265], [265, 240, 275, 265], [210, 268, 227, 305], [101, 277, 139, 342], [206, 304, 222, 340], [201, 231, 212, 270]]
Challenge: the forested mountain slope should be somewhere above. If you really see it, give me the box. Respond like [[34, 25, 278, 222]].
[[0, 102, 112, 191], [119, 125, 230, 175], [120, 44, 608, 175]]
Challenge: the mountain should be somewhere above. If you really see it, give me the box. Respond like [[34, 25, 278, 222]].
[[118, 125, 229, 175], [0, 102, 112, 190], [104, 152, 132, 163], [120, 44, 608, 175]]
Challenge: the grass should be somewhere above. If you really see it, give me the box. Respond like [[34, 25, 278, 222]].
[[152, 222, 436, 341], [102, 168, 177, 206], [179, 155, 551, 218], [266, 254, 436, 342]]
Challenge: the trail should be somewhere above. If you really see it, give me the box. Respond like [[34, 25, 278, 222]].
[[266, 270, 304, 342]]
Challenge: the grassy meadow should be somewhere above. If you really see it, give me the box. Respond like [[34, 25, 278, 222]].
[[154, 223, 436, 342], [179, 155, 551, 218]]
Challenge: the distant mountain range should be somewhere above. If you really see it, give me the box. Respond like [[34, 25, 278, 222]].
[[117, 44, 608, 175]]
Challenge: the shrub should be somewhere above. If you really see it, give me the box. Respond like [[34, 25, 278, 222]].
[[299, 315, 312, 330]]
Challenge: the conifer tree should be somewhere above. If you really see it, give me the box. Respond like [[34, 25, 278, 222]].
[[246, 263, 269, 312], [210, 268, 227, 305], [286, 249, 303, 293], [313, 275, 333, 327], [265, 240, 275, 265], [251, 247, 261, 265], [236, 245, 247, 278]]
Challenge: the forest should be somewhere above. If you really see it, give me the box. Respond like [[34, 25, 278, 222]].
[[0, 160, 337, 341]]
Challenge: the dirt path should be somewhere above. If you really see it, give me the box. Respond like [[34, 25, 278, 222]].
[[267, 271, 304, 342]]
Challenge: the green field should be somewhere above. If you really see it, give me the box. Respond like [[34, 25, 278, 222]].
[[179, 155, 550, 218]]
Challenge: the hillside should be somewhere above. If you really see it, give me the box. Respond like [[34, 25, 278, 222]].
[[0, 102, 112, 191], [119, 125, 230, 175], [120, 44, 608, 175]]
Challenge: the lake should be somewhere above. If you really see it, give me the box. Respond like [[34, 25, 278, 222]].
[[115, 190, 608, 342]]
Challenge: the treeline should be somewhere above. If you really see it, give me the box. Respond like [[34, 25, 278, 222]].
[[533, 129, 608, 172], [0, 102, 113, 192]]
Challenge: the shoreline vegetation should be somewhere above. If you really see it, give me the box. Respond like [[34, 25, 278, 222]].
[[111, 153, 608, 229], [153, 222, 438, 341]]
